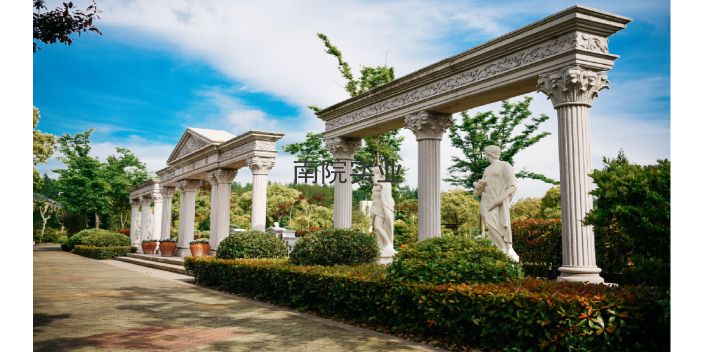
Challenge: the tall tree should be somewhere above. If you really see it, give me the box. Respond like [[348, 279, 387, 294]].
[[104, 148, 150, 229], [52, 129, 110, 229], [33, 0, 102, 53], [281, 132, 332, 163], [33, 107, 57, 192], [293, 33, 406, 199], [444, 97, 559, 191]]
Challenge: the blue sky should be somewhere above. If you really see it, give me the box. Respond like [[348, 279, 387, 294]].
[[33, 0, 670, 199]]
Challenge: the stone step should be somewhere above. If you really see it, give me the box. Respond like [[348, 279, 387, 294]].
[[115, 256, 192, 276], [126, 253, 187, 266]]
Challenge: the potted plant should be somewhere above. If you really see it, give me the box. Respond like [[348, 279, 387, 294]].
[[141, 239, 158, 254], [158, 238, 177, 257], [189, 239, 210, 257]]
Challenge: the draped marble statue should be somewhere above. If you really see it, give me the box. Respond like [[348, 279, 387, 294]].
[[133, 213, 142, 246], [473, 145, 520, 262], [371, 166, 396, 262], [145, 210, 154, 240]]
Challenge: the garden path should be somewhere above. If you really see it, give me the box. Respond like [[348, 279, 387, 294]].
[[34, 246, 441, 352]]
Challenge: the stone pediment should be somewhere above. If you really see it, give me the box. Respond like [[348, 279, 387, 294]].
[[167, 128, 236, 164]]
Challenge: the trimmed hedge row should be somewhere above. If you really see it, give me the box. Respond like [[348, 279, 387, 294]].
[[512, 219, 563, 279], [185, 257, 669, 352], [71, 245, 136, 259]]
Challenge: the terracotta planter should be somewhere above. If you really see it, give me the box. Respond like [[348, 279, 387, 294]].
[[159, 242, 177, 257], [190, 243, 211, 257], [142, 241, 157, 254]]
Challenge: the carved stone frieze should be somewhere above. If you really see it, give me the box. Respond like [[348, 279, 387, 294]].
[[177, 179, 201, 193], [161, 172, 176, 182], [324, 32, 608, 131], [324, 137, 363, 159], [405, 111, 454, 140], [160, 187, 177, 198], [176, 135, 209, 159], [221, 141, 276, 160], [247, 157, 276, 175], [536, 65, 609, 108]]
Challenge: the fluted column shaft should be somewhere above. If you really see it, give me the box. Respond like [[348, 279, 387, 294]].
[[206, 172, 220, 241], [176, 180, 200, 256], [537, 65, 609, 284], [152, 195, 163, 244], [324, 137, 362, 229], [405, 111, 453, 241], [129, 200, 140, 247], [248, 158, 275, 232], [139, 197, 152, 243], [160, 187, 176, 240], [208, 169, 238, 250]]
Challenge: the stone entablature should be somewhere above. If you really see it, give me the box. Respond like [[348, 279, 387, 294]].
[[315, 5, 630, 139], [129, 178, 161, 201], [157, 129, 284, 187]]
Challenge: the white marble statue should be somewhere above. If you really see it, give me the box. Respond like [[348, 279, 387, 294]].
[[133, 213, 142, 245], [145, 210, 154, 240], [371, 166, 396, 260], [473, 145, 520, 262]]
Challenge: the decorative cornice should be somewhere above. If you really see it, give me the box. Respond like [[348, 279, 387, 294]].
[[324, 32, 607, 132], [160, 187, 177, 198], [247, 157, 276, 175], [177, 179, 201, 193], [324, 137, 363, 159], [537, 65, 610, 108], [221, 141, 276, 160], [161, 172, 176, 183], [405, 111, 454, 140]]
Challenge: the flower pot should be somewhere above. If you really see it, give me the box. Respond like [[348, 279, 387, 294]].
[[142, 242, 157, 254], [159, 242, 177, 257], [190, 243, 211, 257]]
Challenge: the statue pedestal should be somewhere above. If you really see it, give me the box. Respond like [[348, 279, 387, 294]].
[[377, 256, 393, 265]]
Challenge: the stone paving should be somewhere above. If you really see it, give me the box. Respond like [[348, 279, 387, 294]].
[[34, 246, 439, 352]]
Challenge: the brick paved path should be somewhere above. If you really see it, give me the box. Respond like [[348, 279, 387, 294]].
[[34, 246, 437, 352]]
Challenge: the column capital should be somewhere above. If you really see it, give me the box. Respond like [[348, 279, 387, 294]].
[[537, 65, 610, 109], [404, 111, 453, 140], [324, 137, 362, 160], [151, 193, 163, 203], [207, 168, 238, 184], [177, 179, 201, 192], [130, 199, 141, 208], [247, 157, 275, 175], [139, 196, 152, 206], [160, 186, 177, 198]]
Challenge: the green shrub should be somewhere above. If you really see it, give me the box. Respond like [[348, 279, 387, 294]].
[[289, 228, 379, 266], [83, 231, 131, 247], [393, 220, 417, 250], [57, 236, 68, 244], [387, 236, 522, 285], [61, 228, 114, 252], [216, 230, 287, 259], [512, 219, 563, 279], [185, 257, 670, 352], [71, 245, 136, 259]]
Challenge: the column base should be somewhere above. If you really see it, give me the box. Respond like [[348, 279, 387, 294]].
[[174, 247, 192, 257], [557, 266, 605, 284]]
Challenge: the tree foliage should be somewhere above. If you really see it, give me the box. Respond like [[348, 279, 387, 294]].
[[440, 189, 480, 228], [33, 107, 56, 192], [33, 0, 102, 53], [280, 132, 332, 164], [445, 97, 558, 191], [104, 148, 150, 229]]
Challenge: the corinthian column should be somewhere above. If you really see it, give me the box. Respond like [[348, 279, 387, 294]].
[[160, 187, 176, 240], [206, 171, 220, 243], [405, 111, 453, 241], [325, 137, 362, 229], [537, 65, 609, 284], [176, 180, 201, 256], [209, 168, 238, 252], [151, 193, 163, 246], [129, 199, 141, 247], [247, 157, 275, 231], [139, 196, 152, 244]]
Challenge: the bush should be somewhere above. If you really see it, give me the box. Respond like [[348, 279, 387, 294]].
[[289, 228, 379, 266], [393, 220, 417, 250], [387, 236, 522, 285], [185, 257, 670, 352], [512, 219, 563, 279], [61, 228, 114, 252], [83, 231, 131, 247], [71, 245, 136, 259], [57, 236, 68, 244], [216, 230, 287, 260]]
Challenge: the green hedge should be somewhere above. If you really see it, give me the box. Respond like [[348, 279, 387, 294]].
[[216, 230, 287, 259], [71, 245, 136, 259], [512, 219, 563, 279], [185, 257, 669, 352], [83, 231, 131, 247], [289, 228, 379, 266]]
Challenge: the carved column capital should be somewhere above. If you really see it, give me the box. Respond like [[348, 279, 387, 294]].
[[130, 199, 141, 208], [160, 187, 177, 198], [177, 179, 201, 193], [139, 196, 152, 206], [324, 137, 362, 160], [247, 157, 275, 175], [537, 65, 610, 109], [151, 193, 163, 203], [404, 111, 454, 140], [208, 168, 238, 185]]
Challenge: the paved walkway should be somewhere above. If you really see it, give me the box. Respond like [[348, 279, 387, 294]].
[[34, 246, 439, 352]]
